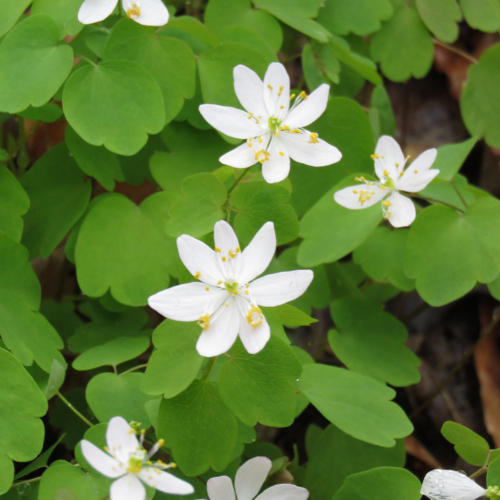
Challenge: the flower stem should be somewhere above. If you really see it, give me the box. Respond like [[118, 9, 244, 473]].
[[450, 178, 469, 208], [201, 357, 218, 381], [227, 168, 251, 196], [470, 450, 492, 479], [11, 477, 42, 489], [56, 392, 94, 427], [433, 38, 478, 64], [118, 363, 148, 377], [409, 193, 465, 212]]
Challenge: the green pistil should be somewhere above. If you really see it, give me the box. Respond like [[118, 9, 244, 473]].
[[224, 280, 239, 294], [268, 117, 281, 133], [486, 486, 500, 498], [128, 457, 142, 474], [384, 177, 395, 189]]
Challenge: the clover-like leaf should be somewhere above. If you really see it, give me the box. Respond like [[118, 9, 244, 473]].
[[459, 0, 500, 32], [0, 166, 29, 242], [416, 0, 462, 43], [31, 0, 83, 36], [0, 0, 32, 38]]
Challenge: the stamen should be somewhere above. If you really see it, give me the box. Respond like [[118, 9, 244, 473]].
[[299, 91, 308, 100], [197, 314, 211, 330], [308, 132, 319, 144], [246, 306, 263, 329], [279, 151, 284, 156], [414, 170, 418, 174], [268, 84, 273, 91], [205, 287, 209, 291], [278, 86, 284, 96], [215, 247, 220, 253], [290, 93, 296, 100], [126, 3, 141, 18], [254, 149, 270, 164], [194, 271, 201, 279]]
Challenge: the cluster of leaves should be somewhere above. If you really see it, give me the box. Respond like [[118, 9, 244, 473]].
[[1, 0, 500, 499]]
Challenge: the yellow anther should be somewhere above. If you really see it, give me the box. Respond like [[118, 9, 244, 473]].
[[259, 135, 263, 143], [268, 84, 273, 91], [254, 149, 270, 164], [140, 429, 146, 435], [400, 172, 404, 177], [236, 247, 240, 253], [205, 287, 209, 291], [382, 201, 392, 207], [284, 125, 290, 131], [380, 185, 386, 190], [360, 176, 366, 181], [197, 313, 211, 330], [278, 86, 284, 96], [158, 439, 165, 447], [233, 291, 238, 295], [383, 170, 389, 177], [275, 131, 280, 137], [279, 126, 284, 131], [256, 120, 259, 124], [229, 249, 237, 258], [222, 256, 226, 262], [246, 306, 263, 329], [353, 190, 358, 194], [225, 302, 228, 307], [308, 132, 319, 144], [291, 129, 301, 134], [280, 105, 284, 109], [245, 290, 249, 294], [126, 3, 141, 18], [299, 91, 307, 99], [248, 115, 252, 120], [218, 280, 222, 285], [414, 170, 418, 174], [371, 153, 380, 159], [128, 429, 136, 435], [170, 463, 177, 469], [194, 271, 201, 279], [279, 151, 284, 156], [395, 162, 399, 167], [406, 155, 411, 159], [215, 247, 220, 253], [104, 446, 109, 452], [290, 93, 296, 100]]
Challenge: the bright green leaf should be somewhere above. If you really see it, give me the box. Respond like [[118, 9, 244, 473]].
[[370, 86, 396, 139], [163, 16, 220, 55], [273, 304, 318, 327], [19, 103, 63, 123], [441, 421, 490, 466], [45, 359, 66, 400], [31, 0, 83, 36], [0, 0, 32, 38], [302, 43, 340, 90], [435, 137, 478, 181], [459, 0, 500, 32], [0, 166, 29, 242], [416, 0, 461, 43]]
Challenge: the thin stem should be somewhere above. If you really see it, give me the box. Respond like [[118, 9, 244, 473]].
[[11, 477, 42, 489], [450, 179, 469, 209], [201, 357, 218, 381], [433, 38, 479, 64], [57, 392, 94, 427], [76, 54, 97, 66], [16, 115, 27, 177], [118, 363, 148, 377], [470, 450, 492, 479], [227, 168, 251, 196], [401, 302, 430, 323], [409, 193, 465, 212]]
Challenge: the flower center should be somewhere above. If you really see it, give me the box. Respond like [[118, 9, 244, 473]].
[[197, 313, 211, 330], [486, 486, 500, 498], [268, 116, 281, 133], [246, 306, 263, 329], [384, 177, 395, 189], [254, 149, 270, 164], [224, 280, 239, 294], [126, 3, 141, 18], [127, 457, 143, 474]]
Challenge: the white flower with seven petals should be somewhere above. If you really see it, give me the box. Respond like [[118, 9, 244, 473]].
[[420, 469, 490, 500], [78, 0, 169, 26], [80, 416, 194, 500], [199, 63, 342, 184], [199, 456, 309, 500], [148, 221, 313, 357], [334, 135, 439, 228]]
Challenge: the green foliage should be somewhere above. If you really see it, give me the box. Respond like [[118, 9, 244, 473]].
[[434, 137, 478, 181], [459, 0, 500, 32], [0, 166, 29, 242], [0, 0, 32, 38], [415, 0, 462, 43], [31, 0, 83, 36]]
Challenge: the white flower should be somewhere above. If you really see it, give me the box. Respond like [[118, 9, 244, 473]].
[[420, 469, 487, 500], [148, 221, 313, 357], [199, 63, 342, 184], [200, 457, 309, 500], [78, 0, 169, 26], [333, 135, 439, 228], [80, 416, 194, 500]]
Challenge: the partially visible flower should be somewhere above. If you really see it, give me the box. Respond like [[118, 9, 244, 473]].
[[201, 457, 309, 500], [148, 221, 313, 357], [199, 62, 342, 184], [333, 135, 439, 228], [80, 416, 194, 500], [78, 0, 169, 26], [420, 469, 487, 500]]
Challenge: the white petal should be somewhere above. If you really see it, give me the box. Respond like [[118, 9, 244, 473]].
[[261, 139, 290, 183], [235, 457, 272, 500], [263, 63, 290, 119], [214, 220, 242, 279], [110, 474, 145, 500], [148, 283, 227, 322], [284, 84, 330, 129], [199, 105, 267, 139], [421, 470, 486, 500], [177, 234, 225, 285], [220, 142, 257, 169], [396, 149, 439, 192], [334, 184, 388, 210], [81, 440, 124, 478], [234, 65, 267, 118], [387, 192, 416, 228], [138, 469, 194, 495], [122, 0, 169, 25], [250, 270, 313, 307], [238, 307, 271, 355], [78, 0, 118, 24], [255, 485, 309, 500], [278, 130, 341, 167], [238, 222, 276, 284], [106, 416, 140, 465], [374, 135, 405, 181], [196, 299, 240, 357], [207, 476, 236, 500]]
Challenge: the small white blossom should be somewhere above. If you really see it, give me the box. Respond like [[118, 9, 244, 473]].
[[421, 469, 486, 500], [199, 457, 309, 500], [199, 62, 342, 184], [78, 0, 169, 26], [334, 135, 439, 228], [80, 416, 194, 500], [148, 221, 313, 357]]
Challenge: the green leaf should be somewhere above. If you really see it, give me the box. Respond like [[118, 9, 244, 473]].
[[21, 143, 92, 259], [0, 235, 64, 372], [298, 363, 413, 446], [0, 14, 73, 113], [370, 6, 434, 82], [302, 43, 340, 90], [0, 166, 29, 242], [0, 348, 47, 494], [31, 0, 83, 36], [86, 373, 158, 427], [317, 0, 393, 36], [163, 16, 220, 55], [460, 44, 500, 149], [0, 0, 32, 38], [434, 137, 478, 181], [353, 226, 415, 291], [157, 380, 239, 476], [253, 0, 332, 42], [405, 198, 500, 306], [370, 86, 396, 139], [205, 0, 282, 53], [488, 457, 500, 487], [141, 319, 204, 398], [19, 103, 63, 123], [459, 0, 500, 32], [441, 421, 490, 466], [104, 19, 196, 126], [219, 338, 302, 427], [218, 26, 278, 64], [305, 425, 405, 500], [332, 467, 421, 500], [489, 274, 500, 300], [63, 60, 165, 155], [65, 126, 124, 192], [75, 193, 174, 306], [166, 173, 227, 238], [273, 304, 318, 327], [290, 97, 375, 217], [416, 0, 461, 43], [73, 337, 150, 371], [45, 358, 66, 400], [150, 123, 231, 194], [298, 174, 383, 268], [329, 298, 420, 386], [420, 174, 476, 211], [198, 42, 269, 108], [230, 180, 299, 246]]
